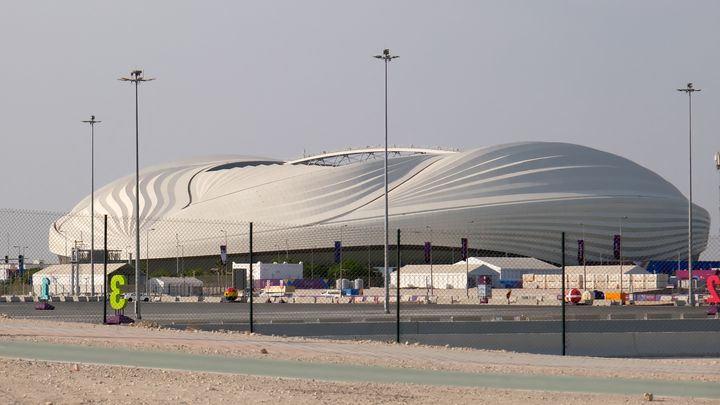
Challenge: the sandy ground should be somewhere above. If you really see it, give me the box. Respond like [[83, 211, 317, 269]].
[[0, 357, 717, 405], [0, 317, 719, 404]]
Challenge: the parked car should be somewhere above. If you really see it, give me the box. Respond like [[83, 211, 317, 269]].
[[123, 292, 149, 302]]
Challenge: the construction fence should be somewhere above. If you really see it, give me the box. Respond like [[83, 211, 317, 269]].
[[1, 208, 719, 355]]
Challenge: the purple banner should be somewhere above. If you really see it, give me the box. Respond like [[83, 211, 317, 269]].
[[424, 242, 432, 263], [334, 241, 341, 263], [461, 238, 468, 261], [613, 235, 621, 260], [577, 240, 584, 265]]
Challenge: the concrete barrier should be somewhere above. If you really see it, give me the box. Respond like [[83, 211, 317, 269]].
[[567, 331, 720, 357], [250, 322, 720, 357]]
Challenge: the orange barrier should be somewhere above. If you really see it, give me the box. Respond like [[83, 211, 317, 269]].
[[604, 292, 628, 301]]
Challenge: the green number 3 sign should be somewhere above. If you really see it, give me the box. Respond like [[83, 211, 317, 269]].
[[110, 275, 128, 310]]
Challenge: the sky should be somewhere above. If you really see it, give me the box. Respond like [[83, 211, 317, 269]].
[[1, 1, 719, 235]]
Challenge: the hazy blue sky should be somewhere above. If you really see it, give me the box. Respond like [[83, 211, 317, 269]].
[[2, 1, 719, 234]]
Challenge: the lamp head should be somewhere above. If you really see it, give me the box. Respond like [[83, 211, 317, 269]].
[[383, 49, 390, 55]]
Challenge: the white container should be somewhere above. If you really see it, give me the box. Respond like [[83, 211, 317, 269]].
[[353, 278, 364, 290]]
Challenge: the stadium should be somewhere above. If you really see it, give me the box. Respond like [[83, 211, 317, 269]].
[[49, 141, 710, 265]]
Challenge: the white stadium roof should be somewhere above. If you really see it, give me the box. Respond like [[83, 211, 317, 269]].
[[50, 142, 710, 263]]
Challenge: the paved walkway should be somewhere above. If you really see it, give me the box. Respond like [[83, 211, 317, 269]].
[[1, 340, 719, 399], [1, 319, 719, 400]]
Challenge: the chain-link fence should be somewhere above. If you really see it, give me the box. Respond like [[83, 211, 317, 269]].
[[1, 208, 719, 355]]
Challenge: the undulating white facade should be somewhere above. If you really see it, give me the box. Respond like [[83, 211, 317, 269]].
[[50, 142, 710, 264]]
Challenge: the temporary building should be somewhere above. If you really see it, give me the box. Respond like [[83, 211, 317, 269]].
[[0, 266, 12, 282], [232, 262, 303, 281], [392, 264, 480, 289], [148, 276, 203, 296], [31, 263, 144, 296], [393, 257, 560, 289], [564, 264, 648, 275], [455, 257, 560, 287], [523, 265, 667, 290]]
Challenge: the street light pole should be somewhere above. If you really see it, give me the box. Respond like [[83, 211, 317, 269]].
[[677, 83, 700, 306], [175, 233, 180, 276], [120, 69, 154, 319], [619, 216, 627, 299], [13, 245, 27, 294], [716, 152, 720, 237], [220, 229, 228, 288], [427, 225, 434, 297], [374, 48, 398, 314], [146, 228, 154, 294], [82, 115, 101, 296], [581, 223, 586, 290]]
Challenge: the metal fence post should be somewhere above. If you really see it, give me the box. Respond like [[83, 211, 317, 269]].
[[103, 214, 107, 324], [249, 222, 254, 333], [561, 231, 566, 356], [396, 228, 401, 344]]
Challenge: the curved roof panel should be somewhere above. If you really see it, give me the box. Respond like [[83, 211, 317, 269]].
[[50, 143, 710, 263]]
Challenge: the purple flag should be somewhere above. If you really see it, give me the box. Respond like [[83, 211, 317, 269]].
[[220, 245, 227, 265], [334, 241, 341, 263], [461, 238, 468, 261], [424, 242, 432, 263], [577, 240, 584, 264], [613, 235, 621, 260]]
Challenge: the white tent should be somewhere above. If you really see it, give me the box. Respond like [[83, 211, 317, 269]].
[[392, 263, 492, 289], [454, 257, 560, 287], [148, 277, 203, 296], [32, 263, 143, 296]]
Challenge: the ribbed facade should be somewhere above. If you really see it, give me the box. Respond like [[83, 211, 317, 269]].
[[50, 142, 710, 263]]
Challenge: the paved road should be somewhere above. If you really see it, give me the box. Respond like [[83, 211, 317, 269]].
[[0, 301, 715, 322]]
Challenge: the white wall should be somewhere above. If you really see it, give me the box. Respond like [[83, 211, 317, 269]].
[[232, 262, 303, 280], [392, 272, 469, 289]]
